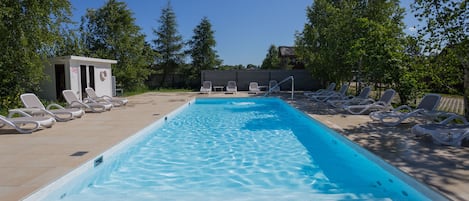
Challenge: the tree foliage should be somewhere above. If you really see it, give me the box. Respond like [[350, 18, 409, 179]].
[[80, 0, 153, 90], [261, 45, 280, 69], [187, 17, 221, 85], [412, 0, 468, 117], [296, 0, 417, 102], [0, 0, 71, 110], [152, 2, 185, 87]]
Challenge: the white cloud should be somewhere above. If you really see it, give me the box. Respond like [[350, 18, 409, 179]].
[[408, 26, 417, 32]]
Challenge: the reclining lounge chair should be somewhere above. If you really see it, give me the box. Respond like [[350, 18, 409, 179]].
[[85, 87, 128, 107], [309, 83, 349, 102], [268, 80, 280, 93], [343, 89, 396, 115], [304, 82, 336, 97], [1, 110, 55, 133], [327, 86, 371, 108], [249, 82, 261, 94], [63, 90, 112, 113], [370, 93, 443, 126], [226, 81, 237, 94], [411, 114, 469, 147], [12, 93, 84, 122], [200, 81, 212, 94]]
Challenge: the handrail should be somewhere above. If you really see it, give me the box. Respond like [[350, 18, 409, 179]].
[[264, 76, 294, 99]]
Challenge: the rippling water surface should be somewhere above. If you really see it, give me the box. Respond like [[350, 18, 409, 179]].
[[60, 98, 427, 201]]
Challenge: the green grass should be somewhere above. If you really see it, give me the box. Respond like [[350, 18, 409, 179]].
[[0, 108, 8, 116]]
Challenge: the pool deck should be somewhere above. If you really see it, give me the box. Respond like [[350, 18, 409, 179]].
[[0, 91, 467, 201]]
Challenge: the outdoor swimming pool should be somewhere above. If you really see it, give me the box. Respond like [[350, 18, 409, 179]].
[[26, 98, 446, 201]]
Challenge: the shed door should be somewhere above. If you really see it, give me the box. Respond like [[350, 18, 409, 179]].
[[55, 64, 66, 101], [89, 66, 95, 89], [80, 65, 87, 99]]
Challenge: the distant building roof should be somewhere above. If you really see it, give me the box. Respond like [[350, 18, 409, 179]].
[[278, 46, 295, 58]]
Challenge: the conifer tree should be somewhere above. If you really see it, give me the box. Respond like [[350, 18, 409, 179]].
[[153, 2, 185, 87], [187, 17, 221, 83]]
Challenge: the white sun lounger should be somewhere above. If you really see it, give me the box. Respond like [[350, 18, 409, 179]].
[[12, 93, 84, 122], [200, 81, 212, 94], [304, 82, 336, 97], [309, 83, 349, 102], [63, 90, 112, 113], [86, 87, 128, 107], [249, 82, 261, 94], [370, 93, 443, 126], [226, 81, 237, 94], [327, 86, 371, 108], [343, 89, 396, 115], [268, 80, 280, 93], [1, 110, 55, 133], [411, 114, 469, 147]]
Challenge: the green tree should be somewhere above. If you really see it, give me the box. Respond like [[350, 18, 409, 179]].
[[153, 2, 185, 88], [296, 0, 406, 99], [261, 45, 280, 69], [295, 0, 349, 84], [0, 0, 71, 110], [396, 36, 427, 104], [55, 26, 84, 56], [187, 17, 221, 86], [80, 0, 153, 91], [412, 0, 469, 117]]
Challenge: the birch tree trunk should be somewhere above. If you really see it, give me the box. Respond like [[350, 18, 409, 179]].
[[464, 66, 469, 119]]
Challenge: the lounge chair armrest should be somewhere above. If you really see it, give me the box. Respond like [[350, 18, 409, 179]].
[[438, 114, 469, 125], [373, 101, 387, 106], [362, 98, 376, 104], [70, 100, 90, 108], [7, 109, 33, 118], [46, 103, 66, 110], [393, 105, 412, 112], [83, 98, 99, 104], [101, 95, 114, 99]]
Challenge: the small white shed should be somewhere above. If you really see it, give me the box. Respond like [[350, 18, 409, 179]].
[[39, 55, 117, 101]]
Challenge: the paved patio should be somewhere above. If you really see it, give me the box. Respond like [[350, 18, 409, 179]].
[[0, 92, 467, 201]]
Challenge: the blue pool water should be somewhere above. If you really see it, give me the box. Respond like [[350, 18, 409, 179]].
[[34, 98, 445, 201]]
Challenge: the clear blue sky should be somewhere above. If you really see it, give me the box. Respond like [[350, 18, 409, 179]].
[[70, 0, 418, 66]]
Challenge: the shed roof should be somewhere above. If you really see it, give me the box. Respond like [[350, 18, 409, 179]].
[[52, 55, 117, 64]]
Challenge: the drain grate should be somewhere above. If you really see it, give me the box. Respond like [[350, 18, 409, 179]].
[[70, 151, 88, 156]]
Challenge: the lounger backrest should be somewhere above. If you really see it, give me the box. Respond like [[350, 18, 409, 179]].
[[269, 80, 277, 88], [20, 93, 46, 109], [249, 82, 258, 89], [202, 81, 212, 89], [338, 84, 349, 96], [357, 86, 371, 99], [227, 81, 236, 88], [85, 88, 98, 99], [417, 94, 441, 111], [62, 90, 80, 104], [378, 89, 396, 104], [326, 83, 336, 91], [269, 80, 280, 91]]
